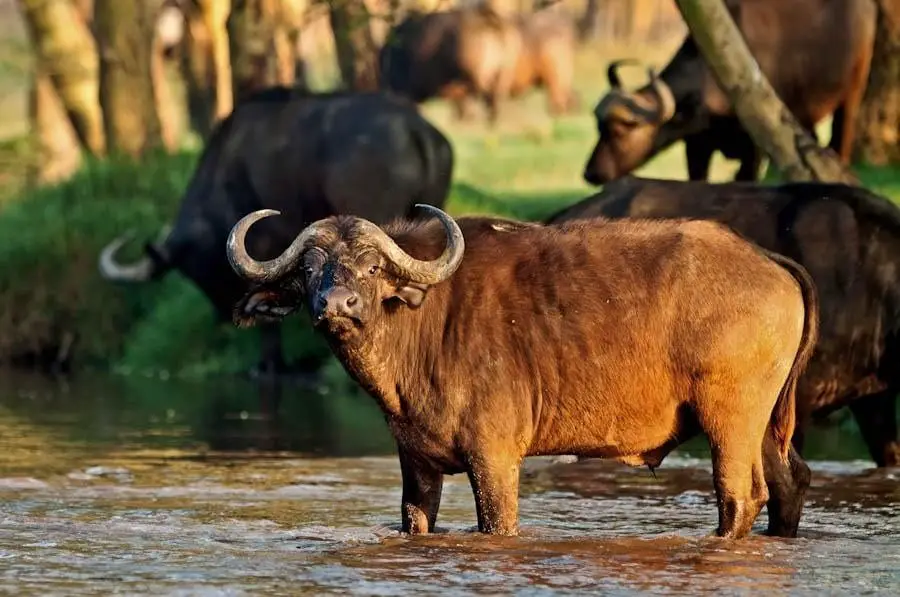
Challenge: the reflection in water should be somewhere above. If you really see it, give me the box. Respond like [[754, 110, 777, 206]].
[[0, 372, 897, 595]]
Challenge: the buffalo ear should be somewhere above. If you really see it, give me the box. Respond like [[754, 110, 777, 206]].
[[390, 282, 429, 308]]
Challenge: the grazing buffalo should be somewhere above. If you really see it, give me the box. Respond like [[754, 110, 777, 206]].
[[583, 0, 876, 184], [98, 88, 453, 376], [226, 205, 818, 539], [379, 4, 577, 123], [547, 176, 900, 468]]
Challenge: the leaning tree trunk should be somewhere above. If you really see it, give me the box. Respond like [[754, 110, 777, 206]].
[[854, 0, 900, 166], [328, 0, 379, 91], [94, 0, 164, 158], [228, 0, 301, 104], [27, 70, 83, 184], [674, 0, 858, 184], [17, 0, 105, 156]]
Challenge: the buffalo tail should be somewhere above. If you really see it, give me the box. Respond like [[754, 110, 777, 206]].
[[764, 250, 820, 461]]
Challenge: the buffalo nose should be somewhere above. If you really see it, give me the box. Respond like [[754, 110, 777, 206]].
[[313, 287, 362, 322]]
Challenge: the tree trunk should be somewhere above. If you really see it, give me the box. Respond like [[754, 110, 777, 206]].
[[328, 0, 379, 91], [28, 70, 82, 185], [94, 0, 164, 157], [180, 0, 233, 138], [153, 2, 187, 150], [674, 0, 858, 184], [577, 0, 600, 41], [17, 0, 105, 156], [228, 0, 301, 104], [854, 0, 900, 166]]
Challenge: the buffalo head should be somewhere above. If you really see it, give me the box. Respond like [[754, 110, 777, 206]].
[[583, 60, 676, 185], [98, 227, 173, 283], [99, 222, 244, 321], [227, 205, 465, 340]]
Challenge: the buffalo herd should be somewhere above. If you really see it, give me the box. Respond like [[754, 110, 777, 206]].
[[96, 0, 896, 537]]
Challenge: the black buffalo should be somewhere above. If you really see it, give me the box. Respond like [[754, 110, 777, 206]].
[[583, 0, 876, 184], [547, 176, 900, 468], [99, 88, 454, 375]]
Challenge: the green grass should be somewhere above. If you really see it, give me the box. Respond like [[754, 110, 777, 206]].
[[0, 139, 595, 377], [0, 36, 899, 378], [0, 131, 897, 378]]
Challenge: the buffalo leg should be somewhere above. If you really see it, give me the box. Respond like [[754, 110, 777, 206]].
[[707, 426, 769, 539], [483, 93, 501, 127], [466, 455, 520, 536], [255, 323, 285, 377], [762, 429, 811, 537], [452, 96, 473, 122], [399, 448, 443, 534], [850, 390, 900, 467], [685, 137, 714, 181], [828, 46, 874, 163], [734, 149, 763, 181]]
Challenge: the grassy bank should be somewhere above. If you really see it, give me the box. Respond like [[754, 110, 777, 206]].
[[0, 125, 593, 377]]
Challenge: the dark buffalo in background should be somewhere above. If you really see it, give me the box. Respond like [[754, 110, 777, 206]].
[[99, 88, 454, 376], [583, 0, 876, 184], [547, 176, 900, 468], [379, 3, 577, 124]]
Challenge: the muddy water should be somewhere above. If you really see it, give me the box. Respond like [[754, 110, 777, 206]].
[[0, 372, 897, 595]]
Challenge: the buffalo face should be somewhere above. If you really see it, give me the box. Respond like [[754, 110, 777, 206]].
[[228, 205, 465, 340], [583, 62, 676, 185]]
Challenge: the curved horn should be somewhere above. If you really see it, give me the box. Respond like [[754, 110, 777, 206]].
[[595, 92, 661, 124], [227, 210, 330, 283], [648, 68, 676, 123], [354, 204, 465, 286], [98, 227, 168, 282], [606, 59, 642, 89]]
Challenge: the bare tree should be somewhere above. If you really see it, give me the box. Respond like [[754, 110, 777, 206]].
[[854, 0, 900, 166], [674, 0, 858, 184], [327, 0, 379, 91], [27, 70, 83, 184], [94, 0, 164, 157], [17, 0, 105, 156]]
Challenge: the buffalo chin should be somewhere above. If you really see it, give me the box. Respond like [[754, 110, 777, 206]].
[[314, 314, 363, 338]]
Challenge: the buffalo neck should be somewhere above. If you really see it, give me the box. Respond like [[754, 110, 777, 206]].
[[325, 283, 453, 420]]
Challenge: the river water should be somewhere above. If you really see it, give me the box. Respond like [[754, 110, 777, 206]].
[[0, 371, 897, 595]]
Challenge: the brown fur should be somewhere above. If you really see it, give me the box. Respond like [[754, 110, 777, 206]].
[[379, 5, 578, 123], [234, 214, 818, 539]]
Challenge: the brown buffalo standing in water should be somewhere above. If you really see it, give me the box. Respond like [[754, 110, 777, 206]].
[[226, 205, 818, 539], [583, 0, 876, 184], [379, 4, 577, 123]]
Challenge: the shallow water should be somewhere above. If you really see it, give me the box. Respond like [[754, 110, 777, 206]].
[[0, 372, 897, 595]]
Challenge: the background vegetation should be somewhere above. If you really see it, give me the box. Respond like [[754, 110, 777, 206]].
[[0, 0, 897, 381]]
